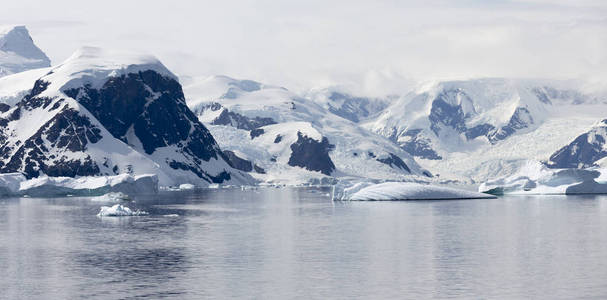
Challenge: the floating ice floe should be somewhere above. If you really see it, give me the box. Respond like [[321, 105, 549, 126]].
[[91, 192, 130, 202], [179, 183, 196, 190], [97, 204, 148, 217], [0, 173, 159, 197], [20, 174, 158, 197], [333, 181, 495, 201], [479, 160, 607, 195]]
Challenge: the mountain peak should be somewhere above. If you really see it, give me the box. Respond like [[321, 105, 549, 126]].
[[13, 46, 178, 97], [66, 46, 165, 69], [0, 25, 50, 77], [44, 46, 176, 91]]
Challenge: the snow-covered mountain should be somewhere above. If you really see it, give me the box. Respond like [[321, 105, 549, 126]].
[[359, 78, 607, 182], [547, 119, 607, 169], [0, 25, 605, 187], [0, 47, 253, 186], [0, 25, 50, 77], [305, 87, 392, 123], [183, 75, 431, 185]]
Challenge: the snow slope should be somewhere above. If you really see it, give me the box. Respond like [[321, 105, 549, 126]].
[[361, 78, 607, 183], [547, 119, 607, 169], [0, 67, 51, 105], [183, 75, 431, 185], [0, 25, 50, 77], [305, 87, 392, 123]]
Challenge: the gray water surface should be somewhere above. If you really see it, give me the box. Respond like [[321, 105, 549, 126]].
[[1, 188, 607, 299]]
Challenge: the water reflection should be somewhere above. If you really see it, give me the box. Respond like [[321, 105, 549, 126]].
[[1, 190, 607, 299]]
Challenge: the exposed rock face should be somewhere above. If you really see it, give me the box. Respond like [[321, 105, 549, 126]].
[[222, 150, 265, 174], [428, 89, 534, 144], [0, 80, 103, 178], [376, 153, 411, 173], [547, 119, 607, 168], [211, 108, 276, 131], [288, 132, 335, 176], [0, 26, 51, 77], [487, 107, 534, 143], [428, 89, 471, 136], [250, 128, 264, 139], [64, 70, 219, 158], [399, 129, 442, 160], [65, 70, 247, 183], [465, 124, 495, 140]]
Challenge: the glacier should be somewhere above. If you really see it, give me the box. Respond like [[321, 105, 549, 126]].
[[479, 161, 607, 195], [367, 79, 606, 184]]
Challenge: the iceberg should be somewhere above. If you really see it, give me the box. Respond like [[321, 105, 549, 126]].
[[20, 174, 158, 197], [91, 192, 130, 202], [97, 204, 148, 217], [479, 161, 607, 195], [0, 173, 26, 196], [333, 181, 495, 201], [179, 183, 196, 190], [0, 173, 158, 197]]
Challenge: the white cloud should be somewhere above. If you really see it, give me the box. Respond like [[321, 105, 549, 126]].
[[2, 0, 606, 95]]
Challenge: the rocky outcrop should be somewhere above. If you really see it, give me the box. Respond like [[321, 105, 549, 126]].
[[211, 108, 276, 131], [288, 132, 335, 175], [222, 150, 265, 174]]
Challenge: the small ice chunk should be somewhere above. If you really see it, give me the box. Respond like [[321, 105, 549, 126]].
[[179, 183, 196, 190], [97, 204, 148, 217]]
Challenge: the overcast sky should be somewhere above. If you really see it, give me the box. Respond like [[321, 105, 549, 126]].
[[3, 0, 606, 95]]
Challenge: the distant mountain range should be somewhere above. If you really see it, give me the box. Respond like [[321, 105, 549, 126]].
[[0, 25, 50, 77], [0, 25, 605, 186]]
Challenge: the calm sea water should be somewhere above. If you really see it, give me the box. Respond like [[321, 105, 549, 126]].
[[1, 187, 607, 299]]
